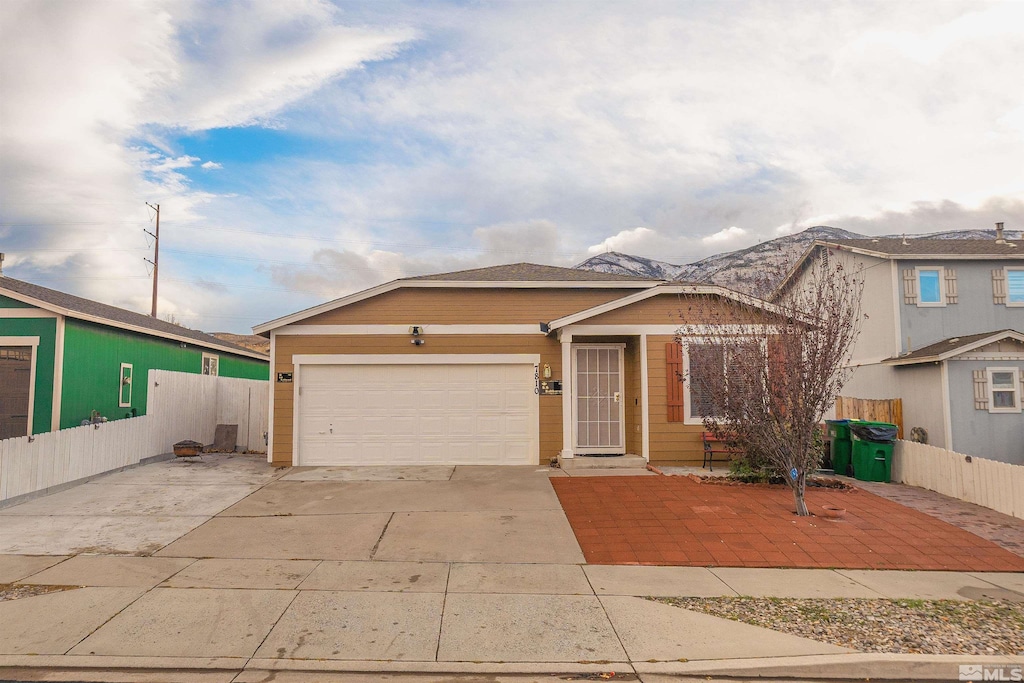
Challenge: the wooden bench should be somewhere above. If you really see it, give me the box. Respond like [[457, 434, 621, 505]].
[[702, 432, 742, 471]]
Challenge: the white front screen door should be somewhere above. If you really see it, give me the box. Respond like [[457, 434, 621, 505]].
[[573, 345, 625, 454]]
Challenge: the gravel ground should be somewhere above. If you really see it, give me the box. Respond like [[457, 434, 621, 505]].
[[653, 597, 1024, 655], [0, 583, 77, 602]]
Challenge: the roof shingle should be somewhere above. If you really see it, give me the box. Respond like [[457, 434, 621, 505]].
[[404, 262, 661, 282], [826, 238, 1024, 257], [885, 329, 1024, 364], [0, 276, 266, 359]]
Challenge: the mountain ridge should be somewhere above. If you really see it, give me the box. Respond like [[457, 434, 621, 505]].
[[575, 226, 1023, 294]]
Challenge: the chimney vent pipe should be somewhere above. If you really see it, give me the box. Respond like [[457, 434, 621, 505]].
[[996, 222, 1005, 244]]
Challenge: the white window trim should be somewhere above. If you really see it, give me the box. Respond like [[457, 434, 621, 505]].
[[986, 366, 1021, 414], [915, 266, 946, 307], [1005, 267, 1024, 307], [202, 352, 219, 376], [118, 363, 133, 408]]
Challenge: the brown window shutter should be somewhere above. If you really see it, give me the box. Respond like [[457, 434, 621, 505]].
[[903, 269, 918, 304], [973, 370, 989, 410], [666, 342, 685, 422], [944, 268, 958, 304], [992, 269, 1007, 304]]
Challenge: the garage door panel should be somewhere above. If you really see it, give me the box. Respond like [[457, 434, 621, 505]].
[[296, 362, 537, 466], [505, 389, 533, 410]]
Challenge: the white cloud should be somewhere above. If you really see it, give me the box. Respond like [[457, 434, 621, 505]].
[[0, 0, 415, 327], [3, 0, 1024, 332], [702, 226, 747, 245]]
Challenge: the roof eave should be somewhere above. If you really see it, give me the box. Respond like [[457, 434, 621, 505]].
[[548, 283, 788, 330], [0, 284, 269, 362], [253, 278, 663, 334], [883, 330, 1024, 365]]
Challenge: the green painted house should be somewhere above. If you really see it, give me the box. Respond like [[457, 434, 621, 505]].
[[0, 274, 269, 439]]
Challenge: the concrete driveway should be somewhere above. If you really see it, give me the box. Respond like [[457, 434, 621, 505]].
[[0, 456, 583, 562], [1, 454, 1018, 682]]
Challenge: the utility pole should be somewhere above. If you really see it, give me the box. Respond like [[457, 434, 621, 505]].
[[144, 203, 160, 317]]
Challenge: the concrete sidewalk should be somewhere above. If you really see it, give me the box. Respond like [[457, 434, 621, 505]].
[[0, 456, 1020, 682]]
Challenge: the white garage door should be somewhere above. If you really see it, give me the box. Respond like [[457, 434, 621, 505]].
[[296, 360, 538, 466]]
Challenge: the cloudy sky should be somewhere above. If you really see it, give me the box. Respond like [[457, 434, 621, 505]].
[[2, 0, 1023, 333]]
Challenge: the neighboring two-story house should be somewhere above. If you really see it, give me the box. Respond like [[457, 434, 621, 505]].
[[777, 230, 1024, 465]]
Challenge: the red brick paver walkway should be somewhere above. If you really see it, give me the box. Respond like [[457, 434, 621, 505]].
[[550, 475, 1024, 571]]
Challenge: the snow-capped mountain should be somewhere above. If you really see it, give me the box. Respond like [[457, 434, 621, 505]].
[[575, 226, 1022, 294]]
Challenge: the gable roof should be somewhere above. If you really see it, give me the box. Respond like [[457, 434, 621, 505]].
[[823, 238, 1024, 258], [884, 329, 1024, 365], [405, 262, 657, 282], [547, 282, 790, 330], [254, 263, 663, 334], [0, 276, 268, 361], [773, 237, 1024, 300]]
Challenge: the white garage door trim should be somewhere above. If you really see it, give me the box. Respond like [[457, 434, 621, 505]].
[[292, 354, 541, 466]]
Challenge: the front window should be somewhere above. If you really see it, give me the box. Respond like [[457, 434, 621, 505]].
[[1007, 269, 1024, 306], [685, 341, 765, 422], [987, 367, 1020, 413], [687, 344, 725, 420], [917, 268, 943, 305]]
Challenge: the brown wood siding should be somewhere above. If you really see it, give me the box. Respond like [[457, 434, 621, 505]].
[[272, 334, 562, 466], [646, 334, 707, 465], [303, 288, 640, 326], [584, 293, 765, 326]]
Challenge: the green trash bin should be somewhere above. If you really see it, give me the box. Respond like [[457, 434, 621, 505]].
[[849, 421, 897, 483], [826, 419, 853, 477]]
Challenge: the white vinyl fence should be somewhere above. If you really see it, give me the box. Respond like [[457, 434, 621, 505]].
[[0, 370, 268, 504], [892, 440, 1024, 520]]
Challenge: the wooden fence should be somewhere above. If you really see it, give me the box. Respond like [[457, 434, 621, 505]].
[[0, 370, 268, 504], [892, 440, 1024, 520], [835, 396, 903, 438]]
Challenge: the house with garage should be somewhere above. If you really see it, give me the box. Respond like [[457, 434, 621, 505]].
[[254, 263, 785, 469], [0, 268, 269, 440], [775, 228, 1024, 465]]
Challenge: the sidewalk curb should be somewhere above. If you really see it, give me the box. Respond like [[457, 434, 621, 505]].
[[634, 653, 1024, 680], [0, 655, 635, 677]]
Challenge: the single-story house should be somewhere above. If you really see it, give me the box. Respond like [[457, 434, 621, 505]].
[[0, 273, 269, 439], [254, 263, 782, 468]]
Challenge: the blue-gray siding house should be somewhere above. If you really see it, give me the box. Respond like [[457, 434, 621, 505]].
[[778, 231, 1024, 465]]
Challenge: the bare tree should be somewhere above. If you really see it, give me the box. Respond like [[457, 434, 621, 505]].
[[678, 249, 863, 516]]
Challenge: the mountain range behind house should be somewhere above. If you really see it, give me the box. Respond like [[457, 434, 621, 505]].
[[574, 226, 1024, 295]]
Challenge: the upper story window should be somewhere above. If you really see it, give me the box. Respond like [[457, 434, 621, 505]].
[[1007, 268, 1024, 306], [917, 268, 943, 305], [903, 266, 957, 306]]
